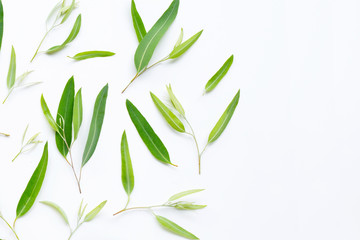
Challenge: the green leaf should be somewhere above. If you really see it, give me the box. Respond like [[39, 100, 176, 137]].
[[166, 84, 185, 116], [134, 0, 179, 72], [121, 131, 134, 196], [155, 215, 199, 239], [168, 189, 204, 202], [16, 143, 48, 219], [16, 70, 34, 86], [0, 0, 4, 51], [83, 200, 107, 222], [73, 88, 83, 140], [7, 46, 16, 89], [46, 14, 81, 54], [208, 90, 240, 143], [68, 51, 115, 61], [40, 201, 69, 225], [150, 92, 185, 132], [40, 94, 59, 132], [169, 30, 203, 59], [131, 0, 146, 42], [60, 0, 75, 24], [173, 28, 183, 49], [56, 77, 75, 157], [204, 55, 234, 93], [173, 202, 207, 210], [82, 84, 108, 166], [126, 100, 173, 166]]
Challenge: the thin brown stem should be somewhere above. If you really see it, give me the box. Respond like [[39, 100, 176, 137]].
[[113, 204, 166, 216]]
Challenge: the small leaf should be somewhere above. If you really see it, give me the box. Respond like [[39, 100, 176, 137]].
[[68, 51, 115, 61], [83, 200, 107, 222], [168, 189, 204, 202], [7, 46, 16, 89], [40, 94, 59, 132], [121, 131, 134, 196], [46, 14, 81, 54], [60, 0, 75, 24], [46, 1, 62, 27], [134, 0, 179, 72], [40, 201, 69, 225], [173, 202, 207, 210], [82, 84, 108, 166], [131, 0, 146, 42], [73, 88, 83, 140], [56, 77, 75, 157], [16, 70, 34, 86], [150, 92, 185, 132], [174, 28, 183, 49], [208, 90, 240, 143], [169, 30, 203, 59], [0, 0, 4, 51], [126, 100, 173, 166], [16, 143, 48, 219], [155, 215, 199, 239], [166, 84, 185, 116], [22, 124, 29, 145], [204, 55, 234, 93]]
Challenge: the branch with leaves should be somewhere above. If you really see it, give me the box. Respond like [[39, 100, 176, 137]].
[[113, 131, 205, 239], [40, 76, 108, 193], [11, 124, 42, 162], [122, 0, 203, 93]]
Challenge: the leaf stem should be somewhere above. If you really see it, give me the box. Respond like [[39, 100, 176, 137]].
[[184, 118, 203, 174], [0, 216, 20, 240], [12, 147, 24, 162], [30, 23, 59, 62], [68, 222, 83, 240], [113, 204, 166, 216]]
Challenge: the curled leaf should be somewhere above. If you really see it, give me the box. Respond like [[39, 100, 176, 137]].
[[155, 215, 199, 239], [73, 88, 83, 140], [204, 55, 234, 93], [131, 0, 146, 42], [68, 51, 115, 61], [83, 201, 107, 222], [121, 131, 134, 196], [168, 189, 204, 202], [40, 201, 69, 225], [169, 30, 203, 59]]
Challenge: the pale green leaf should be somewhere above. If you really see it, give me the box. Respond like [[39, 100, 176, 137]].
[[155, 215, 199, 239], [205, 55, 234, 93], [83, 201, 107, 222], [7, 46, 16, 89], [69, 51, 115, 61], [168, 189, 204, 202], [121, 131, 134, 196], [169, 30, 203, 59], [166, 84, 185, 116], [73, 88, 83, 140], [40, 201, 69, 225]]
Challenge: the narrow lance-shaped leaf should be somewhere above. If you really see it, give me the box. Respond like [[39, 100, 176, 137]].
[[173, 202, 207, 210], [83, 201, 107, 222], [7, 46, 16, 89], [168, 189, 205, 202], [174, 28, 183, 49], [126, 100, 174, 166], [169, 30, 203, 59], [82, 84, 108, 166], [16, 143, 48, 219], [0, 0, 4, 51], [131, 0, 146, 42], [204, 55, 234, 93], [73, 88, 83, 140], [150, 92, 185, 132], [134, 0, 179, 72], [69, 51, 115, 61], [56, 77, 75, 157], [155, 215, 199, 239], [208, 90, 240, 143], [40, 94, 59, 132], [40, 201, 69, 225], [121, 131, 134, 196], [60, 0, 75, 24], [166, 84, 185, 116], [47, 14, 81, 54]]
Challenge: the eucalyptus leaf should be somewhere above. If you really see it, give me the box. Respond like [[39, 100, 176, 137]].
[[174, 28, 183, 49], [0, 0, 3, 51], [69, 51, 115, 61], [131, 0, 146, 42], [126, 100, 173, 166], [150, 92, 185, 132], [82, 84, 108, 166], [208, 89, 240, 143], [173, 202, 207, 210], [168, 189, 204, 202], [40, 94, 59, 132], [83, 201, 107, 222], [166, 84, 185, 116], [40, 201, 69, 225], [204, 55, 234, 93], [73, 88, 83, 140], [7, 46, 16, 89], [169, 30, 203, 59], [46, 14, 81, 54], [155, 215, 199, 239], [121, 131, 134, 196], [134, 0, 179, 72], [56, 77, 75, 157], [16, 143, 48, 219]]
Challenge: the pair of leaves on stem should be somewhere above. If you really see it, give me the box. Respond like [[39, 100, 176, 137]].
[[41, 200, 106, 240], [119, 134, 204, 239]]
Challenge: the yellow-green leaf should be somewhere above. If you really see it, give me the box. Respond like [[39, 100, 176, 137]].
[[83, 201, 107, 222], [121, 131, 134, 196], [205, 55, 234, 93], [7, 46, 16, 89], [73, 88, 82, 140], [155, 215, 199, 239], [40, 94, 59, 132], [169, 30, 203, 59], [69, 51, 115, 61]]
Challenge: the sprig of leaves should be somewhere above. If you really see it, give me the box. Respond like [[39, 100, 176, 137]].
[[11, 124, 42, 162], [151, 85, 240, 174], [41, 200, 106, 240], [40, 76, 108, 193], [122, 0, 203, 93]]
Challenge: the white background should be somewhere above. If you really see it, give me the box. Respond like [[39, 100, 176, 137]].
[[0, 0, 360, 239]]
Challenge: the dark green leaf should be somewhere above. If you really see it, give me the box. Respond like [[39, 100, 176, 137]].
[[121, 131, 134, 196], [131, 0, 146, 42], [40, 201, 69, 225], [56, 77, 75, 157], [82, 84, 108, 166], [126, 100, 173, 166], [0, 0, 3, 51], [73, 88, 83, 140], [69, 51, 115, 61], [83, 200, 107, 222], [7, 46, 16, 89], [205, 55, 234, 93], [169, 30, 203, 59], [155, 215, 199, 239], [168, 189, 204, 202], [40, 94, 59, 132], [208, 90, 240, 143], [16, 143, 48, 219], [134, 0, 179, 72]]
